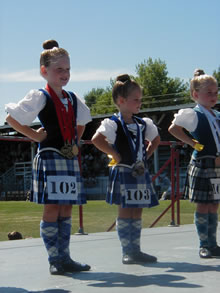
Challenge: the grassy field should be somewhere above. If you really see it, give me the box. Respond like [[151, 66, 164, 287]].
[[0, 200, 196, 242]]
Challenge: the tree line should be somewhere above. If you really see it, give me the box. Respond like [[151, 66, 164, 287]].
[[84, 58, 220, 116]]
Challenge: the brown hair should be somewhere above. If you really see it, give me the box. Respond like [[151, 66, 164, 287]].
[[40, 39, 69, 67], [112, 74, 141, 104], [190, 68, 217, 97]]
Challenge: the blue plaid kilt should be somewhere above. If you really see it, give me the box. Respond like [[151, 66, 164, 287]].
[[30, 149, 86, 205], [106, 165, 159, 208], [185, 157, 220, 203]]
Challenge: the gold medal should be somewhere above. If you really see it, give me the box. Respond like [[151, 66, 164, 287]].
[[132, 161, 145, 177], [60, 143, 77, 159]]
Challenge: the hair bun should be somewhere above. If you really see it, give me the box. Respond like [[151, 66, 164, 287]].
[[116, 74, 131, 83], [42, 39, 59, 50], [194, 68, 205, 77]]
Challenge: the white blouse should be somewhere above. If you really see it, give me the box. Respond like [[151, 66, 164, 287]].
[[5, 89, 91, 126], [96, 116, 159, 144], [171, 108, 198, 132]]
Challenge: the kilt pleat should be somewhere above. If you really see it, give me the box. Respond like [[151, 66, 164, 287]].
[[185, 157, 220, 203]]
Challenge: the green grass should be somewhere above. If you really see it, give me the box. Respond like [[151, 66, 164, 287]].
[[0, 200, 196, 242]]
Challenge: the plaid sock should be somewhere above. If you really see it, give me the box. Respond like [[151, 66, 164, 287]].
[[58, 217, 72, 262], [40, 220, 59, 264], [194, 212, 209, 248], [208, 213, 218, 248], [131, 219, 142, 253], [116, 218, 132, 256]]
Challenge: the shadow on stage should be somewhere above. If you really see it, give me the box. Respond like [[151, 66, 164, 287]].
[[0, 289, 71, 293]]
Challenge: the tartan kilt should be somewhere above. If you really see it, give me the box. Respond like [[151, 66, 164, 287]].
[[106, 165, 159, 208], [30, 150, 86, 205], [185, 157, 220, 203]]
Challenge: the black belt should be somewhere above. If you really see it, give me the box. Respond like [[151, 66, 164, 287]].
[[190, 156, 216, 168]]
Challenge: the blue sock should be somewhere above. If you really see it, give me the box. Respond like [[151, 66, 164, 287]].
[[131, 219, 142, 253], [194, 212, 209, 248], [58, 217, 72, 262], [40, 220, 59, 264], [208, 213, 218, 248], [116, 218, 132, 256]]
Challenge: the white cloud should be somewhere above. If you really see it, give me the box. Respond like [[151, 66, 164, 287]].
[[0, 69, 42, 82], [0, 68, 133, 83]]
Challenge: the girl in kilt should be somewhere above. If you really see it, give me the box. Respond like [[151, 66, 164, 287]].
[[92, 74, 160, 264], [5, 40, 91, 274], [169, 69, 220, 258]]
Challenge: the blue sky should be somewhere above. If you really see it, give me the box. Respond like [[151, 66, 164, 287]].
[[0, 0, 219, 125]]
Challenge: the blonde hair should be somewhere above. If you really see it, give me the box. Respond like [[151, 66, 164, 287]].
[[112, 74, 141, 104], [40, 39, 69, 67], [190, 68, 217, 97]]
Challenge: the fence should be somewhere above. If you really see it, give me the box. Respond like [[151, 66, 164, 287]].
[[0, 136, 187, 231]]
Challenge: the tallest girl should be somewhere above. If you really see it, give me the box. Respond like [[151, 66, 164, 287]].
[[169, 69, 220, 258], [5, 40, 91, 274]]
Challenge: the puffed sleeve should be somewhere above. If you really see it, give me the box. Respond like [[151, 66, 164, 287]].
[[5, 90, 46, 125], [75, 93, 91, 125], [143, 118, 159, 141], [96, 118, 118, 144], [171, 108, 198, 132]]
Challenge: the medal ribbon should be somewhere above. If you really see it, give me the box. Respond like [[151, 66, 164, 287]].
[[118, 112, 140, 163], [45, 84, 76, 144]]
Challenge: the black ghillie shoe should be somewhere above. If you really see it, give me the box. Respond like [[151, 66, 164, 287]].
[[133, 251, 157, 263], [210, 245, 220, 258], [62, 259, 91, 272], [199, 247, 211, 258], [122, 254, 136, 264], [122, 252, 157, 264], [49, 262, 65, 275]]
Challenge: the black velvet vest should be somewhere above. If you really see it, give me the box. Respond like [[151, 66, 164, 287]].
[[38, 90, 77, 150], [110, 115, 147, 166]]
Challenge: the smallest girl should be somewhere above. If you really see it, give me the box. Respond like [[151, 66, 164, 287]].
[[92, 74, 160, 264], [169, 69, 220, 258]]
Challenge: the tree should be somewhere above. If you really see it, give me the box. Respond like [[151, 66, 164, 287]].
[[89, 89, 117, 116], [135, 58, 188, 108], [83, 57, 189, 115], [84, 88, 105, 108]]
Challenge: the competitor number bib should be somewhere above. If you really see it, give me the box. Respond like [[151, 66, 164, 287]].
[[210, 178, 220, 200], [47, 176, 78, 200], [125, 188, 151, 205]]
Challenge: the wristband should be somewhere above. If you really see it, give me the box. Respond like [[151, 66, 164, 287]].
[[108, 155, 117, 166], [192, 139, 204, 152]]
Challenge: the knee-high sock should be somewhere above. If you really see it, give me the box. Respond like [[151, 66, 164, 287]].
[[208, 213, 218, 248], [194, 212, 209, 248], [116, 218, 132, 256], [40, 220, 59, 264], [131, 219, 142, 253], [58, 217, 72, 262]]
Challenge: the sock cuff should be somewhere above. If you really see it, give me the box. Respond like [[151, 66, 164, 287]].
[[40, 220, 58, 228], [116, 218, 132, 229], [131, 218, 142, 228], [58, 217, 72, 224]]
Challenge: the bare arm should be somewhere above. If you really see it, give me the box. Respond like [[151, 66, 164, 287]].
[[6, 114, 47, 142], [168, 124, 195, 148], [77, 125, 85, 143], [146, 135, 160, 158], [91, 132, 121, 163]]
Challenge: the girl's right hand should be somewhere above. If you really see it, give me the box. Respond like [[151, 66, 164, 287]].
[[108, 152, 121, 166], [36, 127, 47, 142]]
